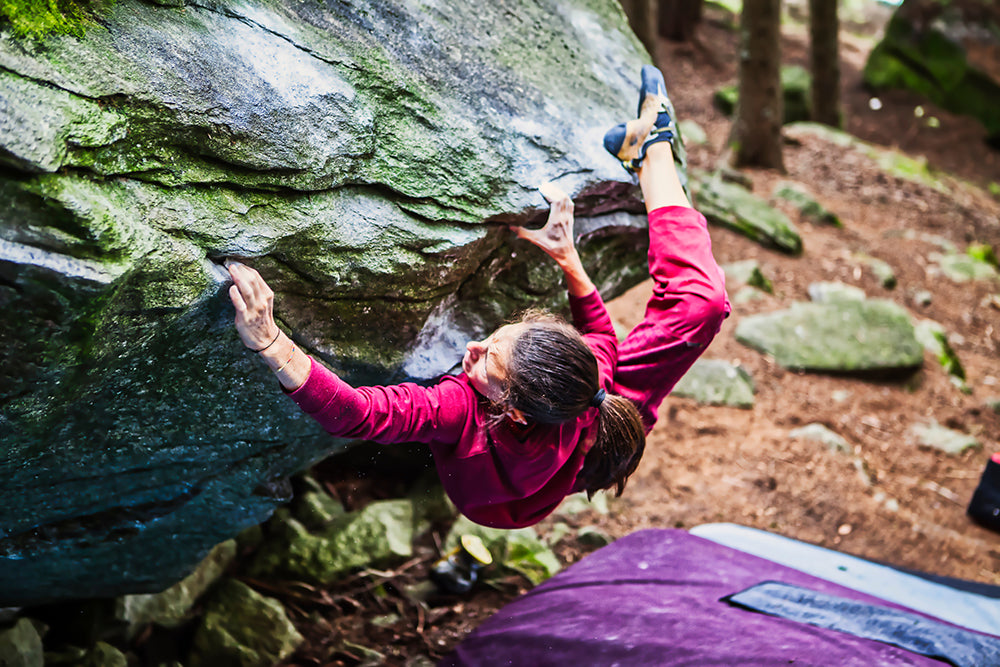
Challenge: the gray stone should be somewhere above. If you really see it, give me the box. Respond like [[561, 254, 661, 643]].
[[0, 0, 666, 604], [807, 281, 866, 304], [0, 618, 44, 667], [732, 287, 770, 304], [405, 656, 438, 667], [692, 172, 803, 255], [912, 290, 933, 307], [190, 579, 303, 667], [854, 253, 898, 289], [250, 499, 414, 584], [556, 491, 610, 517], [289, 476, 347, 531], [723, 260, 773, 294], [932, 252, 1000, 283], [911, 421, 980, 456], [913, 319, 967, 390], [340, 641, 385, 667], [790, 423, 851, 454], [772, 181, 841, 227], [121, 540, 237, 638], [80, 642, 128, 667], [671, 358, 755, 408], [735, 299, 924, 374], [408, 471, 458, 536], [678, 119, 709, 146], [575, 526, 614, 548], [713, 65, 812, 124]]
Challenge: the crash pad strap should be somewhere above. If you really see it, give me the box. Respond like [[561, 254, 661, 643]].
[[726, 581, 1000, 667]]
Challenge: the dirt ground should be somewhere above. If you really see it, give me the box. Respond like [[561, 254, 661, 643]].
[[266, 8, 1000, 665]]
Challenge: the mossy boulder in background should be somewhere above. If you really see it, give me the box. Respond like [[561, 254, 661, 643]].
[[248, 500, 414, 584], [189, 579, 303, 667], [734, 299, 924, 374], [712, 65, 812, 124], [863, 3, 1000, 142], [671, 358, 755, 408], [691, 172, 803, 255], [0, 0, 674, 605]]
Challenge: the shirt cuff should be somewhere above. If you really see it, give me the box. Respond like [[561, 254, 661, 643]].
[[284, 356, 346, 414]]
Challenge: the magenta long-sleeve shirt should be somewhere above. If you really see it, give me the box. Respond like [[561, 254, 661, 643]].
[[286, 289, 618, 529]]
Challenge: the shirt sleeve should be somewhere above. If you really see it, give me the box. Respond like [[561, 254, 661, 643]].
[[569, 289, 618, 387], [285, 356, 474, 445]]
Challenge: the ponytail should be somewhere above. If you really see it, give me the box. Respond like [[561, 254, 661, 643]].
[[578, 393, 646, 498], [501, 310, 647, 497]]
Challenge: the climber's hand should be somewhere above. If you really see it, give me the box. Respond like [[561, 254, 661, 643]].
[[227, 261, 281, 351], [510, 181, 578, 266]]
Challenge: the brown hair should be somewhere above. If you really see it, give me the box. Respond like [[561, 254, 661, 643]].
[[500, 310, 646, 498]]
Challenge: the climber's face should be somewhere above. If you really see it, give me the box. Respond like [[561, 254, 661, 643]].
[[462, 323, 523, 402]]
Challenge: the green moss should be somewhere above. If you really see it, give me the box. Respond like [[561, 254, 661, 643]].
[[0, 0, 106, 38], [714, 66, 812, 124], [967, 242, 998, 268]]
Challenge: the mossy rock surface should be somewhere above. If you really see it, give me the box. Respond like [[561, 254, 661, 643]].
[[735, 299, 924, 374], [671, 358, 755, 408], [692, 172, 802, 255], [863, 6, 1000, 139], [190, 579, 303, 667], [712, 65, 811, 124], [0, 0, 675, 605]]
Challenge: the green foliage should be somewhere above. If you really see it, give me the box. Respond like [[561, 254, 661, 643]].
[[967, 242, 999, 268], [0, 0, 103, 38]]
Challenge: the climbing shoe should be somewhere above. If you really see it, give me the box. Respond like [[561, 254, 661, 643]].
[[603, 65, 676, 174]]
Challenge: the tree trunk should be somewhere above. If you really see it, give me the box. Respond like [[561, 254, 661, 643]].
[[730, 0, 784, 170], [658, 0, 703, 42], [619, 0, 658, 59], [809, 0, 840, 127]]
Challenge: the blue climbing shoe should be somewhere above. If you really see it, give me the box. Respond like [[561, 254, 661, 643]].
[[604, 66, 676, 173], [636, 65, 676, 152]]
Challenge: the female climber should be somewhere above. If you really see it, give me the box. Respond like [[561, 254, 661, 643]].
[[227, 65, 730, 529]]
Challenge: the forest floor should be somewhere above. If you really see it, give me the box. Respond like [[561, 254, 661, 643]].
[[274, 7, 1000, 665]]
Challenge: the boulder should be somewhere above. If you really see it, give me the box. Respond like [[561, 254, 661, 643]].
[[772, 181, 842, 227], [735, 299, 924, 375], [712, 65, 812, 124], [854, 253, 898, 289], [249, 500, 414, 584], [722, 259, 773, 294], [671, 358, 755, 408], [913, 319, 968, 391], [0, 0, 667, 604], [806, 281, 866, 304], [910, 421, 980, 455], [0, 618, 44, 667], [691, 172, 803, 255], [931, 250, 1000, 282], [120, 540, 238, 638], [189, 579, 303, 667], [863, 3, 1000, 142]]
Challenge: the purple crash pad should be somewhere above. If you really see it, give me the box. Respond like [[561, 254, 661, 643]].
[[441, 529, 977, 666]]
